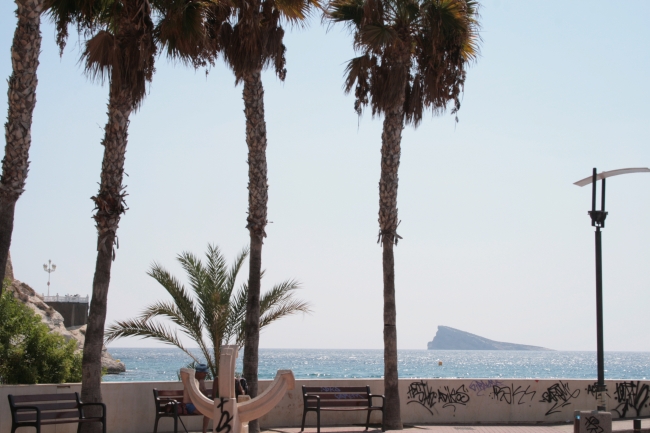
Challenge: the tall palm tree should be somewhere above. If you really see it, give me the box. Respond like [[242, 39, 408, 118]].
[[327, 0, 480, 428], [45, 2, 211, 427], [45, 0, 156, 427], [0, 0, 45, 291], [202, 1, 319, 428], [105, 244, 311, 380]]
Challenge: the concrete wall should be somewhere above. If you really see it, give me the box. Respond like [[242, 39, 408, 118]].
[[1, 379, 648, 433], [47, 302, 88, 327]]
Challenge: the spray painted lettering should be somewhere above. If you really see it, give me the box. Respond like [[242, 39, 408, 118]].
[[469, 380, 503, 396], [216, 398, 234, 433], [539, 381, 580, 415], [407, 381, 438, 415], [612, 381, 650, 418], [492, 384, 536, 405], [585, 416, 604, 433], [406, 381, 471, 415]]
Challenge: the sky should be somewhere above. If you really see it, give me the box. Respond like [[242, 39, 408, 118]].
[[1, 1, 649, 352]]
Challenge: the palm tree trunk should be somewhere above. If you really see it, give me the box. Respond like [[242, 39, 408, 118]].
[[80, 88, 132, 433], [378, 104, 404, 430], [242, 69, 268, 433], [0, 0, 43, 292]]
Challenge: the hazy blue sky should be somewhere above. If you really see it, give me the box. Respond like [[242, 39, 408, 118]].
[[1, 1, 649, 352]]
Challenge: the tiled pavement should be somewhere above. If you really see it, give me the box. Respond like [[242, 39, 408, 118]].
[[262, 419, 649, 433]]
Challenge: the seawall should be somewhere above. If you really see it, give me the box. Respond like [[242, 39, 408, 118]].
[[1, 378, 648, 433]]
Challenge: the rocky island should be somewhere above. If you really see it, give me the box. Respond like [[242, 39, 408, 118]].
[[427, 325, 553, 351]]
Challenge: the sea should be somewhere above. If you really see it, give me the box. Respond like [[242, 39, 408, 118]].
[[102, 348, 650, 382]]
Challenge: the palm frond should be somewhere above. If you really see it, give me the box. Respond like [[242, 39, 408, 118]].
[[225, 246, 249, 294], [359, 24, 397, 50], [259, 279, 312, 329], [105, 318, 199, 362], [82, 30, 116, 85]]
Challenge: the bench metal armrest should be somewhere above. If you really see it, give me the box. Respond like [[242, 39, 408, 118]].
[[13, 406, 41, 423], [79, 402, 106, 419], [369, 394, 385, 408], [303, 395, 320, 409]]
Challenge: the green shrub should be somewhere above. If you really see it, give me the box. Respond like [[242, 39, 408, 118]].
[[0, 290, 82, 384]]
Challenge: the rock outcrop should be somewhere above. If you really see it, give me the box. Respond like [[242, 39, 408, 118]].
[[7, 280, 125, 374], [427, 325, 553, 351]]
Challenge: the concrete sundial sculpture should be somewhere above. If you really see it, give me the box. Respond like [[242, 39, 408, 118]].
[[180, 345, 295, 433]]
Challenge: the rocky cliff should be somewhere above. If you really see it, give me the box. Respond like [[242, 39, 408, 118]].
[[427, 326, 553, 351], [7, 279, 126, 374]]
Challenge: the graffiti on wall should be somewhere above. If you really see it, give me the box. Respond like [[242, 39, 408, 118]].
[[492, 384, 536, 405], [612, 381, 650, 418], [469, 380, 503, 397], [538, 382, 580, 415], [406, 381, 470, 415], [405, 380, 650, 419]]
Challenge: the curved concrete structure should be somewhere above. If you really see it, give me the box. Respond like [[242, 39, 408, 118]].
[[180, 345, 295, 433]]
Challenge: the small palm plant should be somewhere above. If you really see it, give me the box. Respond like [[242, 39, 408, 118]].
[[105, 244, 310, 379]]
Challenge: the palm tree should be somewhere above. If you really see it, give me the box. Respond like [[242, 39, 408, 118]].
[[104, 244, 311, 380], [45, 2, 212, 426], [45, 0, 156, 426], [202, 0, 319, 427], [327, 0, 480, 428], [0, 0, 45, 291]]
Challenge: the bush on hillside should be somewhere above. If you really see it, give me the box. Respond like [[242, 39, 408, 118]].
[[0, 286, 82, 384]]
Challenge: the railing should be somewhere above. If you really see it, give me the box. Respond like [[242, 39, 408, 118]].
[[43, 294, 89, 303]]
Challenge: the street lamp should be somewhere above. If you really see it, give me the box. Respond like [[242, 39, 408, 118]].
[[574, 167, 650, 411], [43, 260, 56, 296]]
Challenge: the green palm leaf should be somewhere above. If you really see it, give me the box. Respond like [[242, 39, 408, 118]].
[[104, 244, 311, 378]]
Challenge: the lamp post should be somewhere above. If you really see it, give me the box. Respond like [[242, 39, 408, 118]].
[[43, 260, 56, 296], [574, 167, 650, 411]]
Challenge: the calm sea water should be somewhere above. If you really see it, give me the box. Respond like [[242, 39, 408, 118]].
[[102, 348, 650, 382]]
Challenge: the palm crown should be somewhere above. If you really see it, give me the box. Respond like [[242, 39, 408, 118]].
[[204, 0, 320, 81], [104, 244, 311, 378], [328, 0, 480, 125]]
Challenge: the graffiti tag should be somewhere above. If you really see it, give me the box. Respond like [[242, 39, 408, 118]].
[[469, 380, 502, 396], [539, 381, 580, 415], [585, 416, 604, 433], [216, 398, 234, 433], [492, 384, 536, 405], [612, 381, 650, 418], [406, 381, 438, 415]]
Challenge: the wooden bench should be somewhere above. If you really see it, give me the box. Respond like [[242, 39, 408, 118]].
[[8, 392, 106, 433], [301, 386, 384, 433], [153, 388, 212, 433]]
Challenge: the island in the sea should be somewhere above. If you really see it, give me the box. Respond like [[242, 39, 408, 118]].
[[427, 326, 553, 351]]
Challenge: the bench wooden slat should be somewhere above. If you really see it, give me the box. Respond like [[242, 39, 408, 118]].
[[16, 410, 79, 422], [306, 401, 370, 408], [14, 402, 80, 412], [155, 390, 184, 397], [39, 417, 103, 425], [305, 394, 368, 400], [11, 393, 78, 403], [303, 387, 368, 393]]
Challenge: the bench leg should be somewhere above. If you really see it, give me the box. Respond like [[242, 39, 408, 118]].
[[301, 410, 307, 432], [174, 415, 178, 433], [317, 409, 320, 433], [366, 409, 371, 430], [153, 415, 160, 433]]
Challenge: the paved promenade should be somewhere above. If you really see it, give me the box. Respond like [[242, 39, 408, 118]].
[[263, 419, 649, 433]]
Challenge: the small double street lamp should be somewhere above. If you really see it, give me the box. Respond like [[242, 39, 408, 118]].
[[574, 167, 650, 411], [43, 259, 56, 296]]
